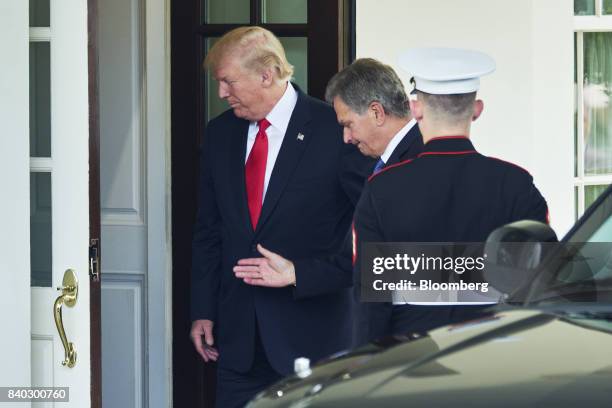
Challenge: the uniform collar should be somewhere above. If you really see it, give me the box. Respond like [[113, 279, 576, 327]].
[[420, 136, 477, 156]]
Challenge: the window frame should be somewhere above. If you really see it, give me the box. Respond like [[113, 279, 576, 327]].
[[196, 0, 351, 144], [573, 3, 612, 217]]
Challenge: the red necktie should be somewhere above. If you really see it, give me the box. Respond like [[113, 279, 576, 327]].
[[245, 118, 270, 229]]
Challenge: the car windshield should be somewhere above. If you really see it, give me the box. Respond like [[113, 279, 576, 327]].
[[524, 186, 612, 305]]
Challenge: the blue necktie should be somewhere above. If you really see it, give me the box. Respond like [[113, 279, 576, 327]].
[[372, 158, 385, 174]]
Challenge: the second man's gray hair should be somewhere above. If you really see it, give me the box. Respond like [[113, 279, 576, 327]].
[[325, 58, 410, 118]]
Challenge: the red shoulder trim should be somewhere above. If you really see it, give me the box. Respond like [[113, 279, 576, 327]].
[[488, 156, 531, 175], [368, 158, 415, 182], [417, 150, 477, 158]]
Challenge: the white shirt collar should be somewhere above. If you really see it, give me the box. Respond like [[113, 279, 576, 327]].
[[261, 82, 298, 135], [380, 118, 417, 164]]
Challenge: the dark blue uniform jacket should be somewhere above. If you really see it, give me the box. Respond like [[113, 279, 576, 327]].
[[355, 136, 548, 245], [353, 136, 549, 343]]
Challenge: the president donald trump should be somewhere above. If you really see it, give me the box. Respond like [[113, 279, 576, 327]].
[[190, 26, 372, 407]]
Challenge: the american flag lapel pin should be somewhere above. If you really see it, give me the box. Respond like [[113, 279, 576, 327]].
[[297, 132, 305, 141]]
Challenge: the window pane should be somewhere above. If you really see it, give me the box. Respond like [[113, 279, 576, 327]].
[[585, 184, 610, 209], [202, 0, 249, 24], [30, 42, 51, 157], [583, 32, 612, 175], [604, 0, 612, 14], [574, 32, 578, 178], [575, 0, 596, 15], [29, 0, 50, 27], [31, 172, 52, 287], [263, 0, 307, 23], [280, 37, 307, 92]]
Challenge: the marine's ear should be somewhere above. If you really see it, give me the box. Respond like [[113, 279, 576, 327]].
[[409, 99, 424, 121], [472, 99, 484, 121]]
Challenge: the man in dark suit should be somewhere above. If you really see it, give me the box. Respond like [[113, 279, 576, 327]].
[[353, 48, 549, 344], [324, 58, 424, 345], [190, 26, 372, 407]]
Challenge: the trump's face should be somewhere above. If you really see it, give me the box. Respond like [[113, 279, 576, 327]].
[[333, 96, 384, 158], [214, 54, 267, 121]]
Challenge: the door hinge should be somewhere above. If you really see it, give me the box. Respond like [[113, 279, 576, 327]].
[[89, 238, 100, 282]]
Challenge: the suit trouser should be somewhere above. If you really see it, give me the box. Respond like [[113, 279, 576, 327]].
[[215, 326, 282, 408]]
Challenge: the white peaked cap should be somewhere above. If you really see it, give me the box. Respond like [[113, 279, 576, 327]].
[[398, 47, 496, 94]]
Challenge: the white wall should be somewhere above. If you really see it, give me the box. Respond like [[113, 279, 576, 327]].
[[357, 0, 574, 236]]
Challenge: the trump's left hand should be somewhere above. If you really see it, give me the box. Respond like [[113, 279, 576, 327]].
[[233, 244, 296, 287]]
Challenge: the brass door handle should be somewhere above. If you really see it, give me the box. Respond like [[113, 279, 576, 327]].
[[53, 269, 78, 368]]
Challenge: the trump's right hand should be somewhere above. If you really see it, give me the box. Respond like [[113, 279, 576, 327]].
[[190, 319, 219, 362]]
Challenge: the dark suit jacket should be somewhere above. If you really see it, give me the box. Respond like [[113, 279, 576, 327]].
[[191, 88, 373, 375]]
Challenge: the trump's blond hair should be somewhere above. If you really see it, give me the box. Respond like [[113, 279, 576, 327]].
[[204, 26, 294, 84]]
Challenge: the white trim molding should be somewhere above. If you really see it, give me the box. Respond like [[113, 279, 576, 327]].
[[144, 0, 173, 407]]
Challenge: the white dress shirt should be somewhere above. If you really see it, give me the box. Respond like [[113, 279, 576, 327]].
[[245, 82, 298, 202]]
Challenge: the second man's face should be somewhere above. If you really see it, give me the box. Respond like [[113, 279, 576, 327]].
[[333, 96, 384, 158]]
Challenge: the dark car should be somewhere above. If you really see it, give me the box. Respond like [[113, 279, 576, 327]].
[[247, 185, 612, 408]]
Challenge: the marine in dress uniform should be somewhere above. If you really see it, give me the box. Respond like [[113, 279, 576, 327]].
[[352, 48, 549, 345]]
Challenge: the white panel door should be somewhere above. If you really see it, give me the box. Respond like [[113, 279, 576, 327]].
[[0, 0, 92, 407]]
